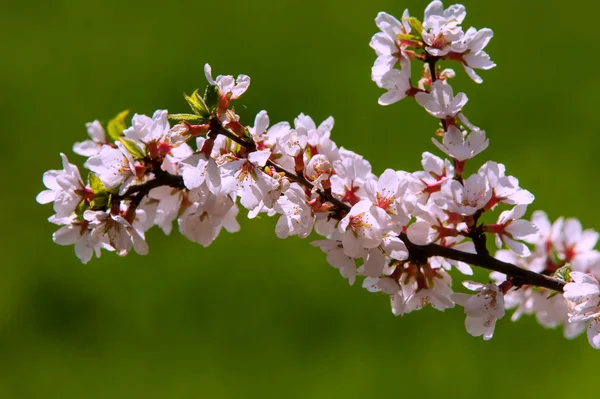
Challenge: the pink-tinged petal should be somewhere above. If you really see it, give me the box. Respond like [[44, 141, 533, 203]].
[[74, 239, 94, 264], [506, 220, 538, 239], [73, 140, 101, 157], [462, 64, 483, 83], [53, 225, 80, 246], [376, 277, 400, 295], [450, 92, 468, 112], [424, 1, 444, 20], [578, 230, 599, 252], [363, 249, 386, 277], [504, 236, 531, 257], [248, 149, 271, 167], [342, 230, 363, 258], [564, 218, 583, 246], [450, 292, 470, 306], [231, 75, 251, 98], [252, 110, 270, 136], [378, 90, 405, 105], [370, 32, 396, 55], [468, 28, 493, 53], [384, 237, 408, 260], [530, 210, 551, 237], [36, 190, 56, 204], [464, 51, 496, 70], [407, 221, 434, 245], [372, 55, 398, 84], [587, 319, 600, 349], [462, 281, 484, 291], [204, 63, 215, 84]]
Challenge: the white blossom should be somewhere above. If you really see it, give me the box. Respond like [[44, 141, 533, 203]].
[[415, 80, 467, 119], [204, 63, 250, 99], [452, 281, 505, 340], [73, 120, 107, 157], [36, 153, 87, 218], [432, 125, 488, 161]]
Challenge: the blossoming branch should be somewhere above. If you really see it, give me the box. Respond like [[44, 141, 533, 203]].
[[37, 1, 600, 349]]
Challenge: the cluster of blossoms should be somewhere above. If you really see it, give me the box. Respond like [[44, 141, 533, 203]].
[[37, 1, 600, 349]]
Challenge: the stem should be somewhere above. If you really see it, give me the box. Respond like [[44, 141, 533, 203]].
[[426, 56, 448, 131], [115, 118, 566, 293], [401, 232, 564, 292]]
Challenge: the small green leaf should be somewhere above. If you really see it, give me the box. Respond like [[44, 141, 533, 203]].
[[204, 84, 220, 115], [88, 172, 106, 194], [397, 33, 423, 44], [168, 113, 207, 123], [118, 137, 146, 159], [89, 194, 108, 209], [75, 200, 89, 217], [184, 89, 210, 119], [403, 17, 424, 36], [547, 291, 559, 299], [106, 110, 130, 142], [554, 264, 572, 282]]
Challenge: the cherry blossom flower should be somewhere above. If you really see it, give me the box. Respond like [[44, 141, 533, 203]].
[[403, 270, 455, 313], [178, 188, 240, 246], [564, 272, 600, 349], [331, 152, 374, 205], [220, 150, 278, 211], [124, 110, 175, 159], [478, 162, 534, 209], [440, 173, 491, 216], [273, 183, 315, 239], [87, 142, 144, 194], [460, 27, 496, 83], [84, 210, 148, 256], [377, 53, 412, 106], [415, 80, 467, 120], [36, 153, 88, 218], [73, 120, 107, 157], [365, 168, 411, 228], [422, 2, 467, 57], [49, 214, 103, 264], [370, 10, 410, 85], [489, 205, 538, 256], [312, 234, 358, 284], [554, 219, 600, 272], [452, 281, 505, 340], [432, 125, 488, 162], [410, 152, 454, 203], [204, 63, 250, 100], [338, 200, 389, 258], [180, 138, 221, 191]]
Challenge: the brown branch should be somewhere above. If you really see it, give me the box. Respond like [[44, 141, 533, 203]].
[[401, 232, 565, 292], [426, 55, 448, 131], [114, 117, 565, 293]]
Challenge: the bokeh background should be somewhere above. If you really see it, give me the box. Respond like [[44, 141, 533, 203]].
[[2, 0, 599, 397]]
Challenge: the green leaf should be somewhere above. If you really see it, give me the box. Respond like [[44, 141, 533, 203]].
[[554, 264, 572, 282], [397, 33, 423, 43], [184, 89, 210, 119], [106, 110, 130, 142], [75, 199, 89, 217], [168, 113, 207, 123], [118, 137, 146, 159], [403, 17, 424, 36], [89, 194, 108, 209], [87, 172, 106, 194], [204, 85, 220, 115]]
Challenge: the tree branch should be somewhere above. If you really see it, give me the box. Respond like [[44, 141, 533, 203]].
[[114, 118, 566, 293]]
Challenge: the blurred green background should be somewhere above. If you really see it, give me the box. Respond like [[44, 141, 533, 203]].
[[2, 0, 598, 397]]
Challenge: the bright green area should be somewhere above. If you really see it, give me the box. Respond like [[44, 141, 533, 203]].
[[2, 0, 599, 397]]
